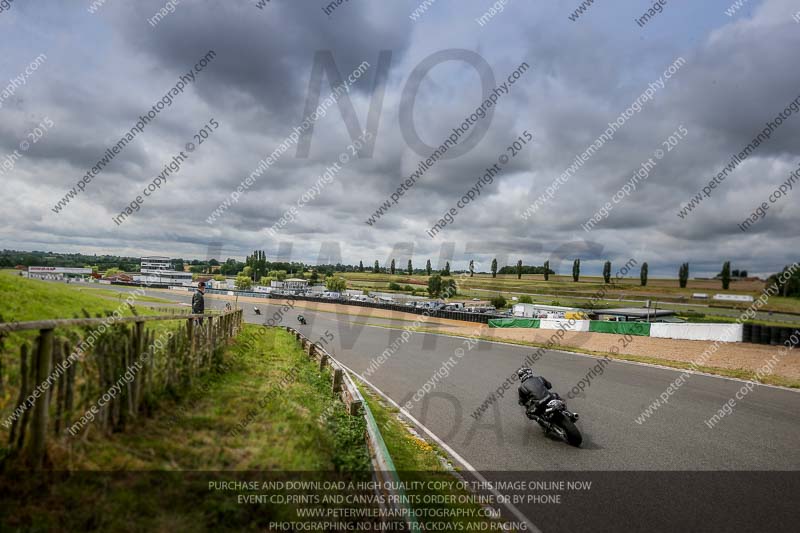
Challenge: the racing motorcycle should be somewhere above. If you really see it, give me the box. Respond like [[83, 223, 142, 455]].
[[525, 394, 582, 447], [297, 315, 307, 325]]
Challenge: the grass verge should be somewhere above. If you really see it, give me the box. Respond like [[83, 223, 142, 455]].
[[0, 326, 372, 531]]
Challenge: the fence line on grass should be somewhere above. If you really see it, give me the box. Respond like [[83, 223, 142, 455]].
[[283, 325, 421, 531], [0, 309, 242, 468]]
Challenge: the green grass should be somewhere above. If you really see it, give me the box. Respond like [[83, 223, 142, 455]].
[[0, 270, 153, 323], [677, 312, 796, 328], [358, 384, 506, 529], [0, 271, 162, 390], [60, 326, 370, 471], [1, 326, 373, 531]]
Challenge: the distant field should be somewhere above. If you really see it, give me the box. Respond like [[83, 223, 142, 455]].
[[339, 272, 800, 317], [340, 272, 765, 295]]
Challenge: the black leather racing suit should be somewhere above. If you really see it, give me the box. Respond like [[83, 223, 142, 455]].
[[518, 376, 553, 418]]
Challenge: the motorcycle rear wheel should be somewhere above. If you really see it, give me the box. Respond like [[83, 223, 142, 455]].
[[555, 416, 582, 447]]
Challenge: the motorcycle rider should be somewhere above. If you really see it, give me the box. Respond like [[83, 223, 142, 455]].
[[297, 314, 306, 325], [517, 367, 554, 418]]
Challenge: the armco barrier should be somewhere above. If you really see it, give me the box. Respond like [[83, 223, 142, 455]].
[[589, 321, 651, 336], [650, 323, 743, 342]]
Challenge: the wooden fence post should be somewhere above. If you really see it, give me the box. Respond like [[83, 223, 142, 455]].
[[133, 321, 144, 411], [29, 328, 54, 468], [332, 368, 343, 393]]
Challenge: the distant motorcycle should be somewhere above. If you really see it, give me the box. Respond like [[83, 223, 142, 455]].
[[254, 306, 261, 316], [524, 394, 582, 447], [297, 315, 307, 325]]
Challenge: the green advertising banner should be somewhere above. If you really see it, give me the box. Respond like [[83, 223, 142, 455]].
[[488, 318, 541, 328], [588, 321, 651, 336]]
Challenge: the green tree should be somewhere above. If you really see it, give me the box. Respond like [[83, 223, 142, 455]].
[[426, 259, 432, 276], [267, 269, 287, 281], [516, 260, 523, 279], [104, 267, 121, 277], [572, 259, 580, 282], [259, 276, 275, 286], [679, 263, 689, 288], [235, 275, 252, 290], [640, 262, 648, 286], [721, 261, 731, 290], [245, 250, 268, 281], [603, 261, 611, 284], [407, 259, 413, 276], [326, 276, 347, 292], [309, 270, 319, 283], [219, 258, 244, 276], [491, 258, 497, 278], [374, 260, 380, 273], [767, 265, 800, 297], [544, 260, 550, 281], [469, 260, 474, 277], [390, 259, 396, 275], [442, 261, 451, 276], [359, 260, 364, 272], [490, 295, 507, 309], [242, 266, 253, 280], [388, 282, 401, 290], [173, 259, 185, 272], [427, 274, 443, 297], [519, 295, 533, 304], [442, 278, 457, 298]]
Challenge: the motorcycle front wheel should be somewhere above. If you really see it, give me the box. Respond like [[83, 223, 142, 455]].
[[555, 415, 582, 447]]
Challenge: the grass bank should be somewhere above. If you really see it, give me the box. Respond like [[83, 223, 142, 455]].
[[0, 326, 372, 531]]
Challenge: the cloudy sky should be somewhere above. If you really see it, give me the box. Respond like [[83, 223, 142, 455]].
[[1, 0, 798, 277]]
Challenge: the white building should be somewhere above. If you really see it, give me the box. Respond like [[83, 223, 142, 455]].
[[512, 303, 582, 319], [135, 256, 193, 286], [26, 266, 92, 281], [270, 278, 308, 293], [712, 294, 754, 303], [140, 256, 173, 271]]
